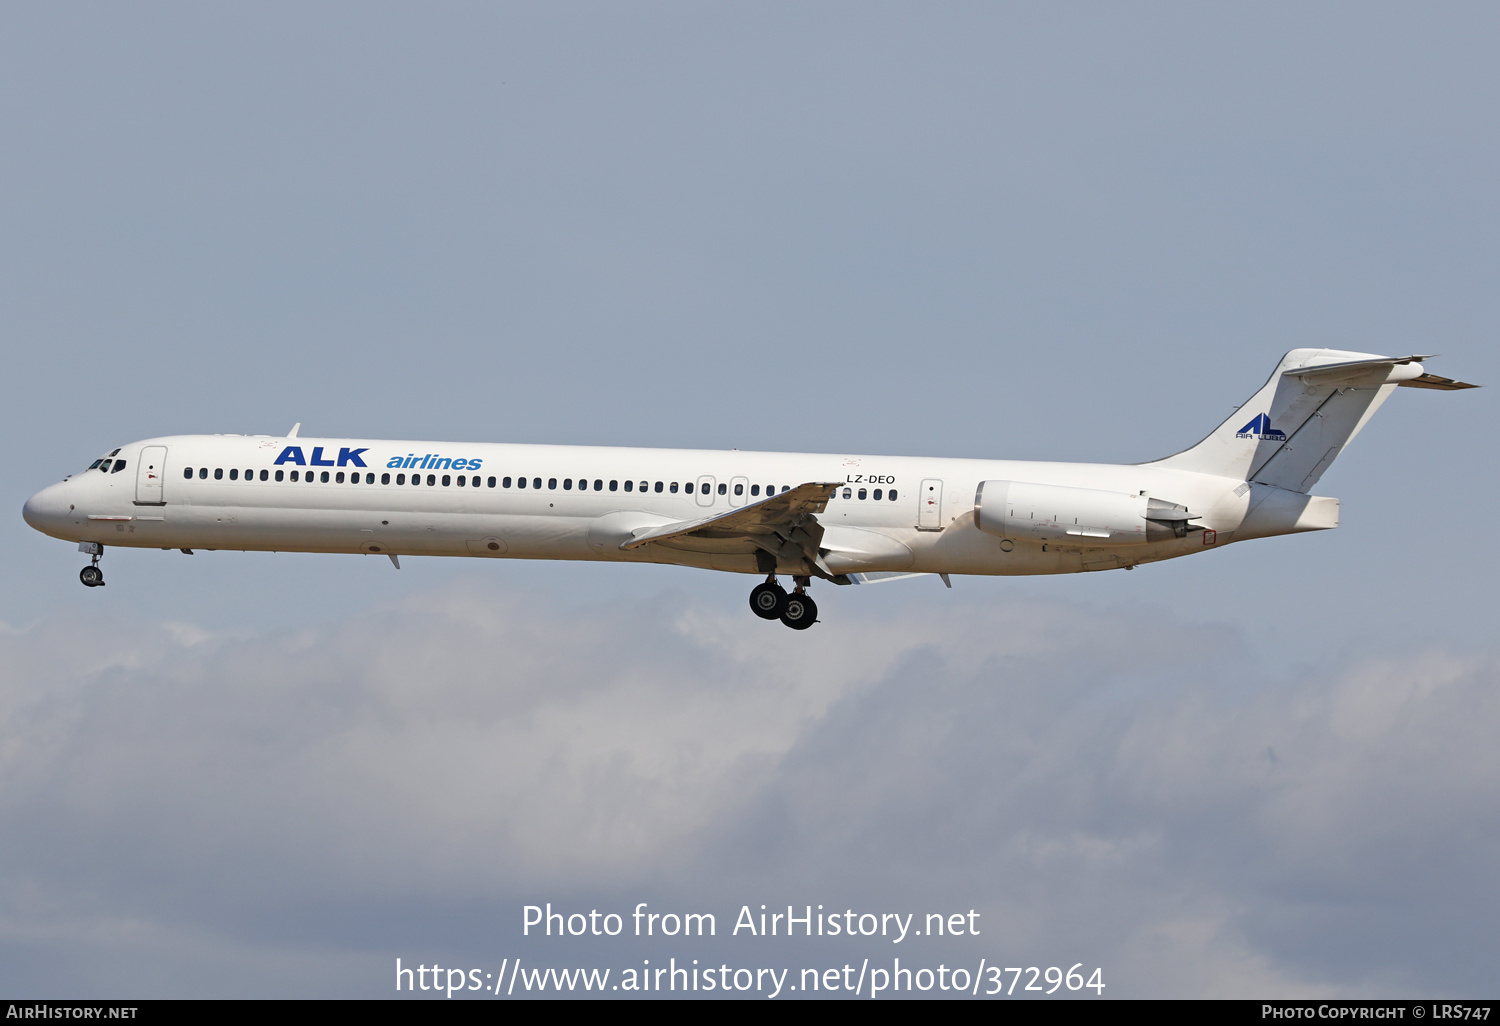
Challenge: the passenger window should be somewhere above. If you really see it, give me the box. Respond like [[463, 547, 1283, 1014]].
[[262, 470, 270, 481], [365, 473, 374, 484], [685, 482, 694, 494], [425, 474, 435, 486], [780, 486, 789, 493], [873, 489, 882, 500], [245, 470, 253, 480], [563, 478, 573, 490], [654, 482, 663, 493], [717, 483, 726, 495], [842, 488, 851, 499], [888, 489, 898, 501], [518, 477, 527, 489], [624, 480, 633, 492], [458, 475, 466, 487], [639, 481, 648, 492], [321, 471, 331, 483], [734, 483, 743, 496], [183, 468, 193, 479], [487, 476, 496, 488], [335, 472, 344, 483], [751, 484, 760, 496], [548, 478, 557, 490], [199, 467, 208, 479], [442, 475, 451, 486], [858, 488, 867, 500], [396, 473, 405, 484], [275, 470, 284, 482], [670, 482, 679, 493], [609, 480, 618, 492], [594, 479, 603, 491], [214, 468, 223, 480], [381, 473, 391, 485], [503, 477, 512, 488], [230, 469, 239, 480]]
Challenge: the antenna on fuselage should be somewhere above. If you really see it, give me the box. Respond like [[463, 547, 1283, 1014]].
[[287, 423, 301, 438]]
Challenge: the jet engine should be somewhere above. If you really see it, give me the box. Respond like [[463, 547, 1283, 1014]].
[[974, 480, 1198, 545]]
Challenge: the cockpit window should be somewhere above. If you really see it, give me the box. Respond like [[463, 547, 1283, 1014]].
[[111, 460, 127, 473], [88, 459, 103, 470], [107, 449, 120, 458], [98, 459, 112, 472]]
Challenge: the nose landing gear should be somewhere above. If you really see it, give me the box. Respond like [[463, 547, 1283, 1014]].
[[78, 542, 104, 587], [749, 573, 817, 629]]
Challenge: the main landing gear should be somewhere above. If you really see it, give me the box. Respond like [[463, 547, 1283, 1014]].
[[749, 575, 817, 630], [79, 542, 104, 588]]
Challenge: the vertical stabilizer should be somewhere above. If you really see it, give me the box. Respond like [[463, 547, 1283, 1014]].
[[1150, 349, 1463, 491]]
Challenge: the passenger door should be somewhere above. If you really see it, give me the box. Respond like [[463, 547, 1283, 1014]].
[[917, 478, 943, 530], [135, 446, 167, 505], [696, 475, 716, 507], [729, 476, 749, 507]]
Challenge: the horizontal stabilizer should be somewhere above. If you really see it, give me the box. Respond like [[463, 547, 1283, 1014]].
[[1399, 372, 1480, 391], [1281, 354, 1434, 381]]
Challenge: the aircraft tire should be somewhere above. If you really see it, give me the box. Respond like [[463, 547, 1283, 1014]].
[[750, 582, 787, 620], [79, 566, 103, 588], [780, 593, 817, 630]]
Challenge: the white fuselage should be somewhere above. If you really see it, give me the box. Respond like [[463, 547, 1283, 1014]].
[[21, 433, 1333, 580]]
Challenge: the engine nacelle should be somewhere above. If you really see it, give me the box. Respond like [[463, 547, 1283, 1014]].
[[974, 481, 1193, 546]]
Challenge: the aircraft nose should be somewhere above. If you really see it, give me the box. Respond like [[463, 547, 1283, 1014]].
[[22, 483, 73, 537]]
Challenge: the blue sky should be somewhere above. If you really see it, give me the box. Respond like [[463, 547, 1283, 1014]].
[[2, 2, 1496, 997]]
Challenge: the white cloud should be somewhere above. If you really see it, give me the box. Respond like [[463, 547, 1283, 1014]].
[[0, 580, 1495, 997]]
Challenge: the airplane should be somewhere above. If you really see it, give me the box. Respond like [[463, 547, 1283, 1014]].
[[22, 349, 1476, 629]]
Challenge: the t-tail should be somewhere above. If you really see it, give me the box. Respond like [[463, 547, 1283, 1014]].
[[1151, 349, 1478, 492]]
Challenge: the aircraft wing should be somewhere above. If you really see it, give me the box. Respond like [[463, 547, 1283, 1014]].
[[620, 481, 844, 573]]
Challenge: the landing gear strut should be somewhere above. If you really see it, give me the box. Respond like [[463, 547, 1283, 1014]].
[[749, 554, 819, 629], [79, 542, 104, 588]]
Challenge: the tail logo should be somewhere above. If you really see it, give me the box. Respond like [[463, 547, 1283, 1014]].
[[1235, 413, 1287, 441]]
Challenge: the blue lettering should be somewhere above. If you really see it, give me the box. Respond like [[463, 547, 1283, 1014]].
[[273, 446, 306, 466], [467, 458, 483, 470], [338, 447, 369, 467], [451, 458, 469, 471], [386, 456, 404, 469], [310, 447, 336, 467], [433, 457, 452, 470]]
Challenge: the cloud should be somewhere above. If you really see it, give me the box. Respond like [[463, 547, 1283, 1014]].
[[0, 580, 1495, 997]]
